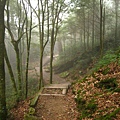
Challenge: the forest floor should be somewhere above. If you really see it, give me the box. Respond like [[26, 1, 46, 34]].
[[34, 88, 78, 120], [8, 57, 78, 120]]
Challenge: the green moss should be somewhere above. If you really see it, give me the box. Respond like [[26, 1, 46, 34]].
[[86, 99, 97, 112], [24, 114, 38, 120], [95, 78, 117, 91], [75, 96, 97, 119], [30, 95, 39, 107], [92, 51, 118, 72], [75, 96, 86, 110], [59, 71, 69, 78], [28, 107, 35, 115]]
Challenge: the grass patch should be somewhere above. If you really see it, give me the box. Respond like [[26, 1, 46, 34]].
[[93, 51, 119, 72]]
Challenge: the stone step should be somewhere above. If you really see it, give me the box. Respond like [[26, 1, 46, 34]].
[[44, 82, 71, 89], [41, 82, 71, 96], [40, 93, 65, 96]]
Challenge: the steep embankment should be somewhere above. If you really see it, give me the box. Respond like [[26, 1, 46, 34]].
[[73, 60, 120, 120], [55, 47, 120, 119]]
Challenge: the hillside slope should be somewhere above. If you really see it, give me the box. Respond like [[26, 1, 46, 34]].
[[72, 55, 120, 120], [55, 47, 120, 120]]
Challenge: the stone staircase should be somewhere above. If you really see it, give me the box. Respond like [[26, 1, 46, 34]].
[[40, 82, 71, 96]]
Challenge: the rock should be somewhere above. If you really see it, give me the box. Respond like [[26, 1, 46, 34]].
[[62, 88, 67, 95]]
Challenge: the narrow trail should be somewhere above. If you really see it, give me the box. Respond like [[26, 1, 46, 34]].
[[31, 71, 78, 120], [9, 56, 78, 120], [35, 89, 78, 120], [33, 56, 78, 120], [36, 55, 71, 84]]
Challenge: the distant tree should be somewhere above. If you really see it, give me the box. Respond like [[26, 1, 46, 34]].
[[28, 0, 49, 89], [22, 0, 34, 98], [100, 0, 103, 57], [5, 0, 26, 99], [92, 0, 95, 49], [49, 0, 66, 84], [113, 0, 120, 44], [0, 0, 7, 119]]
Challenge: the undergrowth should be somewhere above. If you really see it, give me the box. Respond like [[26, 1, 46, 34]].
[[75, 95, 97, 120], [93, 50, 120, 72], [73, 49, 120, 120]]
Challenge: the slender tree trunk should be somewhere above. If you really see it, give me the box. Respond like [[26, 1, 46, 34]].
[[103, 5, 105, 44], [92, 0, 95, 49], [22, 0, 33, 98], [15, 46, 22, 98], [50, 0, 55, 84], [0, 0, 7, 119], [4, 47, 18, 96], [50, 27, 54, 84], [39, 50, 44, 88], [100, 0, 103, 57], [83, 6, 86, 51], [87, 11, 90, 50], [115, 0, 118, 45]]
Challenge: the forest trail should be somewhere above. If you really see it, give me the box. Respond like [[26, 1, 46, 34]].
[[35, 85, 78, 120], [33, 56, 78, 120], [34, 55, 72, 85], [9, 56, 78, 120]]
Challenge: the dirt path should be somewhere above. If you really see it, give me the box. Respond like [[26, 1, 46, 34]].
[[33, 57, 78, 120], [34, 68, 78, 119], [35, 88, 78, 120], [34, 55, 72, 85], [9, 57, 78, 120]]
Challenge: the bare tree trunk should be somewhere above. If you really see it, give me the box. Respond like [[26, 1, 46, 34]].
[[50, 27, 55, 84], [28, 0, 49, 89], [0, 0, 7, 119], [100, 0, 103, 57], [22, 0, 33, 98], [83, 6, 86, 51], [4, 47, 18, 97], [103, 5, 105, 44], [115, 0, 119, 45], [87, 11, 90, 50], [50, 0, 61, 84], [92, 0, 95, 49]]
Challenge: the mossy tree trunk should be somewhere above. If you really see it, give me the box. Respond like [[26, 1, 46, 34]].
[[0, 0, 7, 119]]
